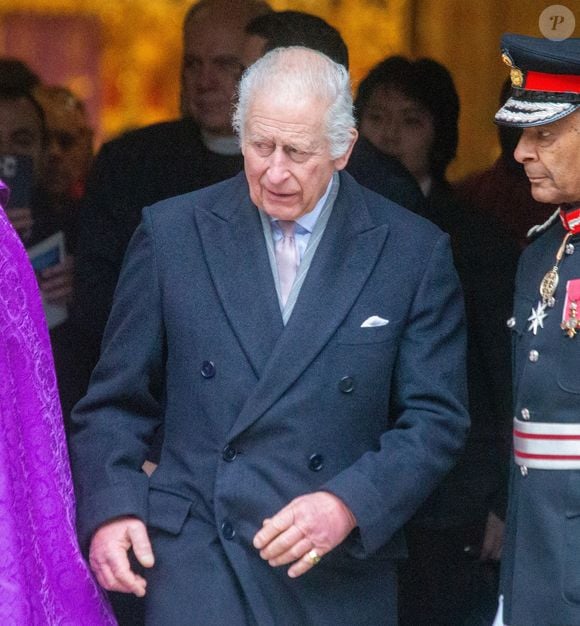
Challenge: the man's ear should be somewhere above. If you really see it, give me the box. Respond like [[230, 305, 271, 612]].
[[334, 128, 358, 171]]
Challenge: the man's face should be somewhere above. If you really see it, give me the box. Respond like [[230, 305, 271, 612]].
[[242, 92, 355, 220], [514, 110, 580, 204], [181, 13, 245, 136], [242, 34, 268, 69], [0, 96, 44, 174], [40, 99, 93, 198]]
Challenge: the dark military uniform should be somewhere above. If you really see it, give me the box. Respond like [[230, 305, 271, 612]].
[[494, 33, 580, 626], [502, 211, 580, 625]]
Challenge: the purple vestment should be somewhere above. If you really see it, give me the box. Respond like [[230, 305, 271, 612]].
[[0, 180, 116, 624]]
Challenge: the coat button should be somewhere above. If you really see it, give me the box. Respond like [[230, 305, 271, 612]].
[[566, 243, 575, 255], [201, 361, 216, 378], [506, 317, 516, 329], [308, 453, 324, 472], [222, 445, 237, 462], [520, 466, 528, 477], [338, 376, 355, 393], [528, 350, 539, 363], [221, 520, 235, 540], [521, 408, 530, 420]]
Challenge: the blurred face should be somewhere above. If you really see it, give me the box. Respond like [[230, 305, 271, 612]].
[[242, 34, 267, 69], [40, 100, 93, 198], [0, 96, 43, 175], [181, 13, 246, 135], [242, 92, 356, 220], [514, 110, 580, 204], [359, 85, 435, 182]]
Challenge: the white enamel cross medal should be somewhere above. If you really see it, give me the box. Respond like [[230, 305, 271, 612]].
[[528, 300, 548, 335]]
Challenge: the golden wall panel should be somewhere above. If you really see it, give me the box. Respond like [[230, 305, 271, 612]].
[[0, 0, 576, 177]]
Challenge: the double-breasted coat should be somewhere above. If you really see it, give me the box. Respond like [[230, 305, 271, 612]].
[[71, 171, 469, 625]]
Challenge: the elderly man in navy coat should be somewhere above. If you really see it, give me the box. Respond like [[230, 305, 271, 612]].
[[71, 47, 468, 625], [493, 34, 580, 626]]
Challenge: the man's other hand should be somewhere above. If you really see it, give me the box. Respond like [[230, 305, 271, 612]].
[[253, 491, 356, 578], [89, 516, 155, 597]]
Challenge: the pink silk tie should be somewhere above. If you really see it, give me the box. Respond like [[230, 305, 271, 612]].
[[275, 220, 299, 306]]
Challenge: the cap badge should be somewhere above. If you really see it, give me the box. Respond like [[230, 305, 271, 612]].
[[501, 51, 524, 87]]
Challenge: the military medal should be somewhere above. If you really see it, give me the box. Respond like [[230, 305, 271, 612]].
[[539, 267, 559, 306], [560, 278, 580, 339], [527, 206, 580, 335], [528, 301, 548, 335], [538, 231, 572, 306], [528, 231, 571, 333], [561, 301, 580, 338]]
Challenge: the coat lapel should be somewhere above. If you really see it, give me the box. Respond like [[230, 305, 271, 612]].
[[229, 173, 390, 440], [195, 173, 283, 378]]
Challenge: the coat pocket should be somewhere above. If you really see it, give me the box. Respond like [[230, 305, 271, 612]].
[[334, 320, 400, 345], [148, 488, 195, 536]]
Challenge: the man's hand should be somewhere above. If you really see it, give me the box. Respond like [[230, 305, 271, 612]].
[[253, 491, 356, 578], [480, 511, 504, 561], [38, 254, 74, 306], [89, 516, 155, 597], [6, 207, 34, 242]]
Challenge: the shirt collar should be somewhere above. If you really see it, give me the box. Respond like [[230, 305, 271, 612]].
[[269, 175, 334, 234]]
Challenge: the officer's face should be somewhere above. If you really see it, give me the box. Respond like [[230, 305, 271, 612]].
[[514, 109, 580, 204], [242, 92, 355, 221], [359, 86, 435, 183]]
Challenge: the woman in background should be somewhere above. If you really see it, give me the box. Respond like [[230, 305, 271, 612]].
[[356, 57, 518, 625], [0, 179, 114, 624]]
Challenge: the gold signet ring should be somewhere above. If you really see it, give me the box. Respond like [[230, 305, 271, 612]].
[[307, 549, 321, 565]]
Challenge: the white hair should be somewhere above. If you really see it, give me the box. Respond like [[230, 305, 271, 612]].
[[233, 46, 355, 159]]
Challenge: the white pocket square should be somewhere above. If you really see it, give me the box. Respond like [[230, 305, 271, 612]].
[[361, 315, 389, 328]]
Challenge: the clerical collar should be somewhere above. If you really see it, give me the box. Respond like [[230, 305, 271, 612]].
[[560, 204, 580, 234], [200, 130, 241, 156], [418, 175, 432, 198]]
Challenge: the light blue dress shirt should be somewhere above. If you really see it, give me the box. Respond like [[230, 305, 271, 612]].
[[269, 177, 334, 260], [259, 173, 339, 323]]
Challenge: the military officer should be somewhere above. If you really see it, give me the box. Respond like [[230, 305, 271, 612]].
[[493, 33, 580, 626]]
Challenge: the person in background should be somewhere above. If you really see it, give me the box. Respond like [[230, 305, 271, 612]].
[[0, 179, 115, 625], [0, 85, 43, 243], [70, 46, 468, 625], [0, 56, 40, 91], [454, 78, 557, 249], [356, 56, 518, 625], [243, 10, 424, 213], [30, 84, 94, 424], [72, 0, 272, 392], [72, 3, 271, 623], [34, 85, 93, 225], [493, 34, 580, 626]]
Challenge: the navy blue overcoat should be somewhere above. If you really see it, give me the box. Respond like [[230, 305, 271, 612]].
[[71, 171, 468, 625]]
